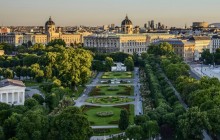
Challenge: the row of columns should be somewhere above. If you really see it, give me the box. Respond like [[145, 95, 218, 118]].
[[0, 92, 24, 105]]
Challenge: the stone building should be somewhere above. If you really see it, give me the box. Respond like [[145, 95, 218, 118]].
[[0, 79, 26, 105], [210, 35, 220, 53], [0, 17, 90, 46], [84, 15, 175, 55], [154, 39, 195, 62], [188, 36, 211, 61]]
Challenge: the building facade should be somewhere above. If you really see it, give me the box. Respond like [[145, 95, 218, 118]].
[[154, 39, 195, 62], [210, 35, 220, 53], [0, 79, 26, 105], [84, 15, 175, 55], [188, 36, 211, 61], [0, 17, 89, 46]]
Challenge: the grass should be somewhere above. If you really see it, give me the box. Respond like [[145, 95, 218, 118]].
[[74, 86, 86, 99], [83, 105, 134, 126], [86, 96, 133, 105], [93, 128, 123, 136], [102, 72, 133, 79], [24, 80, 42, 87], [90, 85, 134, 96]]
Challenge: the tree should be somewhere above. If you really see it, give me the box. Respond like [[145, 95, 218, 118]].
[[16, 108, 49, 140], [44, 65, 52, 81], [47, 39, 66, 47], [207, 108, 220, 136], [3, 113, 22, 139], [24, 98, 39, 109], [49, 106, 93, 140], [148, 43, 174, 56], [30, 63, 44, 82], [201, 49, 213, 64], [0, 126, 4, 140], [134, 115, 149, 125], [118, 109, 129, 130], [32, 94, 44, 105], [142, 120, 159, 139], [23, 54, 39, 67], [3, 68, 14, 79], [92, 60, 105, 71], [105, 57, 114, 71], [15, 66, 22, 80], [125, 125, 143, 140], [124, 56, 134, 71], [0, 43, 14, 55], [178, 107, 211, 140]]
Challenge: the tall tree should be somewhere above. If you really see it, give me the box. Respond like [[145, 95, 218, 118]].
[[125, 125, 143, 140], [49, 106, 93, 140], [105, 57, 114, 71], [178, 107, 211, 140], [124, 56, 134, 71], [3, 68, 14, 79], [118, 109, 129, 130]]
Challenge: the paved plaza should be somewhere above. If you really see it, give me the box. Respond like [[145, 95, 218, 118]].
[[191, 64, 220, 79]]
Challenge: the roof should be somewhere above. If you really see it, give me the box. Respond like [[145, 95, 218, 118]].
[[45, 16, 55, 26], [121, 15, 132, 26], [154, 39, 195, 46], [189, 36, 210, 41], [212, 35, 220, 39], [0, 79, 25, 87]]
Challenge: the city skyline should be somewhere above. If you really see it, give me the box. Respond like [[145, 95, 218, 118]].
[[0, 0, 220, 27]]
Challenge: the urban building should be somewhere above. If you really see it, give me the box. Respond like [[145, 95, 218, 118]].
[[188, 36, 211, 61], [192, 22, 209, 30], [0, 79, 26, 105], [154, 39, 195, 62], [0, 17, 91, 46], [210, 35, 220, 53], [84, 15, 175, 55], [0, 27, 10, 34]]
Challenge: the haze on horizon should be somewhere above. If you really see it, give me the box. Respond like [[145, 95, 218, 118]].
[[0, 0, 220, 28]]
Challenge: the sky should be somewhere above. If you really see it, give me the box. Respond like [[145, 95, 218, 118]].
[[0, 0, 220, 28]]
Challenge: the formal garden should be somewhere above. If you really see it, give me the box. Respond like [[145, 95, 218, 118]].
[[102, 72, 133, 79], [82, 105, 134, 126], [86, 96, 133, 105], [89, 85, 134, 96]]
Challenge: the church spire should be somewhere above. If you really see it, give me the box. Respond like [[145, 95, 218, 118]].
[[125, 14, 128, 20]]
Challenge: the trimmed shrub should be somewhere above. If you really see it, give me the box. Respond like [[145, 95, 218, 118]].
[[96, 111, 114, 117]]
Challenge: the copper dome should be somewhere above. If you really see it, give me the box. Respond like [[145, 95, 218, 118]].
[[45, 16, 55, 26]]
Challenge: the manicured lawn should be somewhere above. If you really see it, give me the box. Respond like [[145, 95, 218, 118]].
[[86, 96, 133, 105], [93, 128, 123, 136], [102, 72, 133, 79], [90, 85, 134, 96], [83, 105, 134, 126]]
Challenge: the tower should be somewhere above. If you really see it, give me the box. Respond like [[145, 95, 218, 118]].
[[45, 16, 56, 42], [121, 15, 133, 34]]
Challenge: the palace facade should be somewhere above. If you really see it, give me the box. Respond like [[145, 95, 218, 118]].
[[84, 15, 175, 55], [0, 17, 90, 46]]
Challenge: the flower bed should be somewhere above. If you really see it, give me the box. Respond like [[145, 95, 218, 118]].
[[96, 111, 114, 117]]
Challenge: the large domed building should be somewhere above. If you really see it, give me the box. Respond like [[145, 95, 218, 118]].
[[84, 15, 175, 55], [121, 15, 133, 34], [0, 17, 92, 46]]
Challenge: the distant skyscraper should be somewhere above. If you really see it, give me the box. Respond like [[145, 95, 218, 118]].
[[111, 24, 115, 29], [151, 20, 155, 29]]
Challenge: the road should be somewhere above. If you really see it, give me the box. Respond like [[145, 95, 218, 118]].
[[75, 72, 103, 107], [134, 67, 143, 115], [90, 132, 125, 140]]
